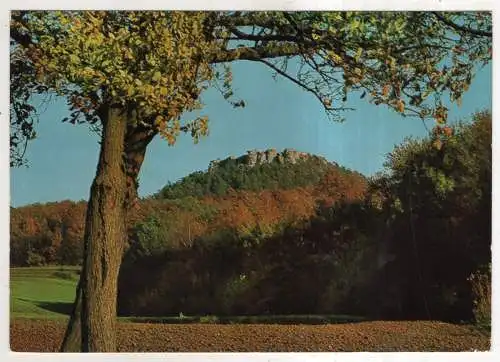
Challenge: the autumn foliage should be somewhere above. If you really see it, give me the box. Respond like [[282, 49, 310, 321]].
[[10, 112, 491, 323], [11, 200, 86, 266], [11, 159, 366, 265]]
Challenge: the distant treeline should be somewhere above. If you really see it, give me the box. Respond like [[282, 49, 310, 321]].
[[11, 112, 492, 324], [10, 156, 365, 266]]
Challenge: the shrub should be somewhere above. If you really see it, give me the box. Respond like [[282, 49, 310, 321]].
[[199, 315, 219, 324], [219, 273, 252, 314], [468, 264, 491, 328], [26, 250, 45, 266]]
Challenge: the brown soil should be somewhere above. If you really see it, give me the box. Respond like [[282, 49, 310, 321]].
[[10, 319, 490, 352]]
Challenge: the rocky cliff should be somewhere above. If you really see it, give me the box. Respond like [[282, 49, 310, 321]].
[[209, 148, 333, 170]]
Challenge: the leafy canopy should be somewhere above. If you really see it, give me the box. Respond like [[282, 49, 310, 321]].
[[10, 11, 492, 166], [376, 111, 491, 212], [13, 11, 222, 144]]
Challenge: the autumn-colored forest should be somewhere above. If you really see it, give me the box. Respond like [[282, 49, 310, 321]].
[[10, 112, 491, 325]]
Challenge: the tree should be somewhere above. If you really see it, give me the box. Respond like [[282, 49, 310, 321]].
[[10, 11, 491, 352], [129, 215, 169, 257], [373, 111, 491, 320]]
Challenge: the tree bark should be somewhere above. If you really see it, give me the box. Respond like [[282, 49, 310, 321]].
[[80, 106, 128, 351], [60, 110, 156, 352], [59, 265, 84, 351]]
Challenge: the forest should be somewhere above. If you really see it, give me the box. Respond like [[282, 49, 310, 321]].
[[10, 111, 491, 326], [9, 10, 492, 352]]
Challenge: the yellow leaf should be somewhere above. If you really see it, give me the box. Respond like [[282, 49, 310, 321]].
[[397, 99, 405, 113], [155, 115, 164, 126], [159, 87, 168, 96], [382, 84, 390, 97], [435, 116, 446, 124], [152, 71, 162, 82]]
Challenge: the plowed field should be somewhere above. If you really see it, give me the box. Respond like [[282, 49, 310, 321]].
[[10, 319, 489, 352]]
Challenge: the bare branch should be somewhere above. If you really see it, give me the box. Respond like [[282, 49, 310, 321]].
[[257, 58, 351, 114], [432, 12, 492, 37]]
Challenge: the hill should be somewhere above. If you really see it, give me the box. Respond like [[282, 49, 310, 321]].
[[10, 150, 367, 266], [154, 148, 357, 199], [9, 113, 492, 326]]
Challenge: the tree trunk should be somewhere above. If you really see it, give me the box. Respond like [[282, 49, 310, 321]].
[[59, 265, 84, 351], [60, 110, 156, 352], [80, 106, 128, 351]]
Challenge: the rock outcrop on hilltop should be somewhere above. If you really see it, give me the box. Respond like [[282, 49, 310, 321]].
[[156, 147, 350, 200], [209, 148, 333, 170]]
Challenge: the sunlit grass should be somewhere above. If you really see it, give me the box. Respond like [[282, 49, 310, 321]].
[[10, 266, 79, 319]]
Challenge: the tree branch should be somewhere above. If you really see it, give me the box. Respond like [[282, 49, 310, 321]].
[[228, 26, 297, 42], [432, 12, 492, 37], [258, 58, 340, 113], [211, 43, 301, 63], [218, 12, 280, 29], [10, 28, 33, 47]]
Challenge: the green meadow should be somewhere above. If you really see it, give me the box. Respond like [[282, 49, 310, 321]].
[[10, 266, 79, 319]]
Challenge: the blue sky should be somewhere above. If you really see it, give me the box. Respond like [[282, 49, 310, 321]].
[[10, 61, 492, 207]]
